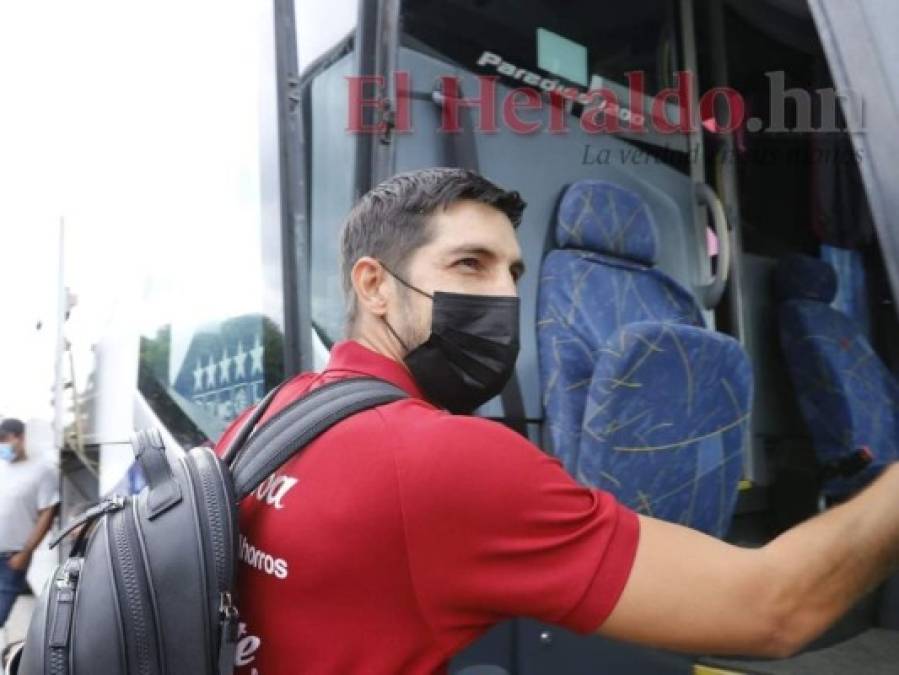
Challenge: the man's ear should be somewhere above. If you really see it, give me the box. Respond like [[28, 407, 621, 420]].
[[351, 256, 391, 319]]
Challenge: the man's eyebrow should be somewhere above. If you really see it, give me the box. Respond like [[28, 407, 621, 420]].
[[445, 245, 526, 278]]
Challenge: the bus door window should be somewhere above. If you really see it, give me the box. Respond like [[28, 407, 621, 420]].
[[396, 0, 709, 423], [295, 0, 357, 360]]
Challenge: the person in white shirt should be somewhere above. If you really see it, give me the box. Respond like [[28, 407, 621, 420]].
[[0, 419, 58, 643]]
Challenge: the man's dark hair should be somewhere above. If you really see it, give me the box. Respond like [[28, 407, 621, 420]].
[[339, 167, 526, 333], [0, 417, 25, 439]]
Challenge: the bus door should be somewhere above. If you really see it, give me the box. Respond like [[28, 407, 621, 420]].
[[392, 0, 730, 441], [393, 6, 718, 665], [288, 1, 899, 672], [293, 1, 737, 673]]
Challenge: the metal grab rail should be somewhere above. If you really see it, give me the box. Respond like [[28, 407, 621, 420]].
[[695, 182, 731, 309]]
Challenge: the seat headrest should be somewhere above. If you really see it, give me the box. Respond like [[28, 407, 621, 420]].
[[556, 180, 658, 265], [774, 254, 837, 303]]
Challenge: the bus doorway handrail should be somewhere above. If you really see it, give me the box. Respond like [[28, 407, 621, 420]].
[[695, 181, 731, 309]]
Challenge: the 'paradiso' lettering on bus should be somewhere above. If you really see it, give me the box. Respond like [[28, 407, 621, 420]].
[[345, 51, 747, 137]]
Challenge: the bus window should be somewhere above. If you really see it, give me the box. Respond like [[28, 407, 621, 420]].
[[401, 0, 680, 100], [295, 0, 356, 72], [393, 0, 715, 423], [295, 0, 357, 351], [135, 2, 288, 449], [139, 313, 284, 448], [306, 50, 357, 347]]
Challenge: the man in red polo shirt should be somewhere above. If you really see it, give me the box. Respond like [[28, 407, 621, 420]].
[[218, 168, 899, 674]]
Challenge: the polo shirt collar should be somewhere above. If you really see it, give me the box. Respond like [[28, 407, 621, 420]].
[[324, 340, 427, 401]]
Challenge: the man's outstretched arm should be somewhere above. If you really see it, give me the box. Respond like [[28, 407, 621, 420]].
[[598, 463, 899, 658]]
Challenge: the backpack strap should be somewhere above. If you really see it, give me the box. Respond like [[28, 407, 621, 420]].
[[220, 383, 285, 465], [131, 428, 182, 519], [229, 377, 407, 500]]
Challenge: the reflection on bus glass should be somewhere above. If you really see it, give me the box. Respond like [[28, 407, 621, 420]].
[[139, 316, 283, 447], [306, 51, 357, 345]]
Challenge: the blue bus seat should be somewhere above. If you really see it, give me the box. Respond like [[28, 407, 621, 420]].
[[776, 254, 899, 497], [537, 180, 704, 473], [579, 322, 750, 536], [537, 180, 750, 535]]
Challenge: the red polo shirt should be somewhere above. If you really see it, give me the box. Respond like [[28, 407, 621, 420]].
[[215, 340, 639, 675]]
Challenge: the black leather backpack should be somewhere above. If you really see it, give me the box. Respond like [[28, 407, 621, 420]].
[[11, 377, 406, 675]]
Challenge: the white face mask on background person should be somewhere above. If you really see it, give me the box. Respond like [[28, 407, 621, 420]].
[[0, 442, 15, 462]]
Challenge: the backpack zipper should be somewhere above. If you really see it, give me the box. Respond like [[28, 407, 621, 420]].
[[218, 590, 239, 673], [109, 506, 160, 675], [184, 450, 235, 670], [196, 452, 231, 589], [212, 450, 242, 673], [49, 495, 125, 550], [47, 558, 82, 675]]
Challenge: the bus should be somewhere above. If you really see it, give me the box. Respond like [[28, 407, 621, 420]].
[[63, 0, 899, 673]]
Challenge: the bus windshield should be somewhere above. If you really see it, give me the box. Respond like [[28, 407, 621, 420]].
[[401, 0, 679, 101]]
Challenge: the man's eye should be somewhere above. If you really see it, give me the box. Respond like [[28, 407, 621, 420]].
[[456, 258, 481, 271]]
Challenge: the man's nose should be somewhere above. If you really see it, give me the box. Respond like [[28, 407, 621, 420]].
[[492, 270, 518, 297]]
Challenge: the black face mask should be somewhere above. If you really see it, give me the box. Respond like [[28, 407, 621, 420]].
[[381, 264, 520, 414]]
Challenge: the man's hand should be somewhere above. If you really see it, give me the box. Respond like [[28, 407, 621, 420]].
[[9, 503, 58, 574], [6, 551, 31, 572]]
